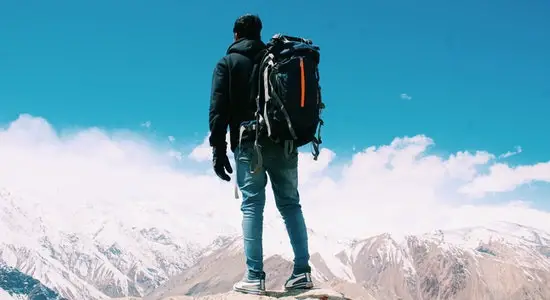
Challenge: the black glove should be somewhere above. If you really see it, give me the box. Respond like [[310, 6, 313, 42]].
[[212, 147, 233, 181]]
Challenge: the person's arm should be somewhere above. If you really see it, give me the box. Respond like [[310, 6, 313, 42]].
[[208, 57, 230, 150]]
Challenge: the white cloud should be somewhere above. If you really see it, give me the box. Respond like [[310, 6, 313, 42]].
[[188, 132, 233, 163], [498, 145, 522, 159], [445, 150, 494, 181], [141, 121, 151, 128], [188, 135, 211, 162], [458, 161, 550, 198], [168, 150, 183, 161], [168, 136, 175, 143], [298, 148, 336, 185], [1, 114, 550, 245], [400, 93, 412, 100]]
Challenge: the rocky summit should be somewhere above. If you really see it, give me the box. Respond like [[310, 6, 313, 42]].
[[115, 288, 353, 300]]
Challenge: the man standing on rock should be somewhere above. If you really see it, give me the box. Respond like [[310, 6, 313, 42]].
[[208, 14, 315, 295]]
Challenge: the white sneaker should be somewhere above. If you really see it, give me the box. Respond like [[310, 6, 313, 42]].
[[284, 272, 314, 291], [233, 276, 266, 295]]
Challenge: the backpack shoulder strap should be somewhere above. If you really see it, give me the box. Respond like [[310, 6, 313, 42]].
[[248, 49, 268, 102], [246, 49, 269, 175]]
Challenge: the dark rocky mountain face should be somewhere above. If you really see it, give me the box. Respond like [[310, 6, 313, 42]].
[[0, 264, 66, 300]]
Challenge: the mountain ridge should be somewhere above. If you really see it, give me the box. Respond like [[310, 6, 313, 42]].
[[146, 222, 550, 300], [2, 188, 550, 299]]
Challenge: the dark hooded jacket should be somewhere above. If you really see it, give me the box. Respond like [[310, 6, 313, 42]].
[[208, 38, 266, 153]]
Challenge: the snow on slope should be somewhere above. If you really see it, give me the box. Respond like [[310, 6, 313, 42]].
[[0, 288, 16, 300], [3, 177, 550, 300], [425, 221, 550, 249], [221, 214, 550, 288], [323, 221, 550, 287], [341, 233, 417, 281], [420, 221, 550, 271], [145, 218, 550, 300], [0, 188, 239, 299]]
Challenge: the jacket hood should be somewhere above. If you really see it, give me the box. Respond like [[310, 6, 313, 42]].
[[226, 38, 266, 58]]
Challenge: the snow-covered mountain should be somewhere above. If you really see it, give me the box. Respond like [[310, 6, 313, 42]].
[[2, 184, 550, 300], [147, 222, 550, 300], [0, 188, 230, 299]]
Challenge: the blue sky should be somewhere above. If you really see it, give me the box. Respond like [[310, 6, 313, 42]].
[[0, 0, 550, 234], [1, 0, 549, 161]]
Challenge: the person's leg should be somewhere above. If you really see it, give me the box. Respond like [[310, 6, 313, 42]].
[[263, 141, 312, 278], [233, 143, 267, 294]]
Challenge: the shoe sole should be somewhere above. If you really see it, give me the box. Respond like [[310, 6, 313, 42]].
[[284, 281, 314, 291], [233, 286, 266, 295]]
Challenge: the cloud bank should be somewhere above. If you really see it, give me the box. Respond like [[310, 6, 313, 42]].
[[1, 114, 550, 244]]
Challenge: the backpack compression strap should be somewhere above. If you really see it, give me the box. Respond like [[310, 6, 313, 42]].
[[248, 49, 269, 174]]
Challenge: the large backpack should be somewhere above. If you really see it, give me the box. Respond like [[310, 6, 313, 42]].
[[247, 34, 325, 171]]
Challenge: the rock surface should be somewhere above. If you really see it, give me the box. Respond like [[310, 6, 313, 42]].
[[115, 288, 354, 300]]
